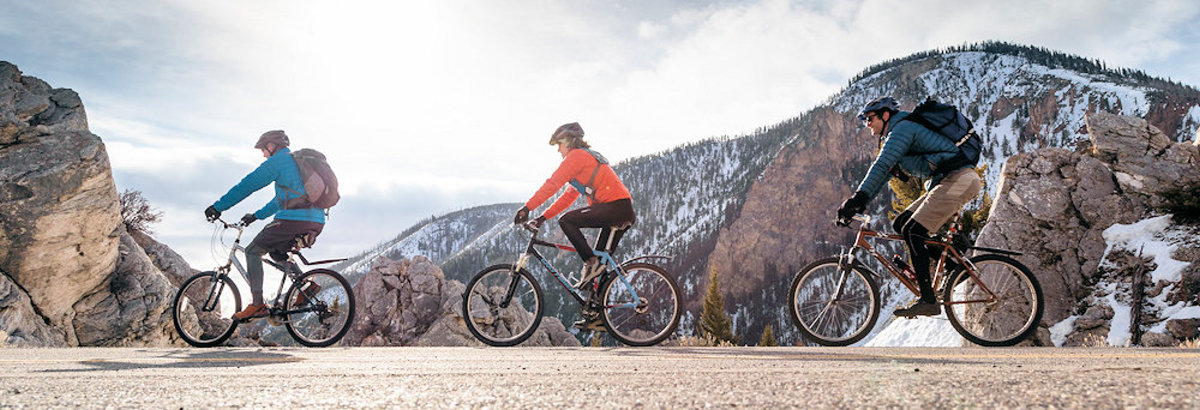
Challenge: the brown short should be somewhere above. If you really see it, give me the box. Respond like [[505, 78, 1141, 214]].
[[908, 168, 982, 230]]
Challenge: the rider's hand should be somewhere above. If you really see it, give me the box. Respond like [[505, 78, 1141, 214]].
[[514, 206, 530, 224], [530, 215, 546, 229], [204, 205, 221, 221], [836, 191, 869, 221], [240, 213, 257, 226], [834, 217, 851, 227]]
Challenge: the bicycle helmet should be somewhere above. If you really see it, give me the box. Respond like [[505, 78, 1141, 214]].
[[857, 96, 899, 121], [548, 122, 584, 145], [254, 130, 290, 150]]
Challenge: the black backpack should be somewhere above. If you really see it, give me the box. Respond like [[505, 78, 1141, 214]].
[[900, 98, 983, 174]]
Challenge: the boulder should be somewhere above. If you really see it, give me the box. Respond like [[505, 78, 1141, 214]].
[[0, 61, 182, 346], [344, 256, 579, 346], [0, 268, 67, 346], [0, 61, 122, 344], [978, 112, 1200, 345]]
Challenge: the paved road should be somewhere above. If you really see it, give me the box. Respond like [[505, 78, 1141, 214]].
[[1, 347, 1198, 408]]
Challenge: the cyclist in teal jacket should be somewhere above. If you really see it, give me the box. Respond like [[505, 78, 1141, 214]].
[[836, 97, 982, 317], [203, 130, 325, 321]]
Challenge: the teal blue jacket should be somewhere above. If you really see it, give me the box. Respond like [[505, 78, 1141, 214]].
[[855, 111, 966, 199], [212, 147, 325, 224]]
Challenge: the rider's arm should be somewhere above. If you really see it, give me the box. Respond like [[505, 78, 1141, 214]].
[[524, 150, 586, 213], [212, 159, 281, 212], [542, 189, 580, 219], [856, 130, 914, 199]]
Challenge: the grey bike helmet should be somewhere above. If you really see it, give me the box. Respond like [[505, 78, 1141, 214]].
[[857, 97, 899, 121], [549, 122, 584, 145], [254, 130, 290, 150]]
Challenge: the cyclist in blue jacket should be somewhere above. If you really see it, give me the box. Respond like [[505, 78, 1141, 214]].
[[836, 97, 982, 317], [203, 130, 326, 321]]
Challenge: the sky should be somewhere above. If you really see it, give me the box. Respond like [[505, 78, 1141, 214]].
[[2, 0, 1198, 267]]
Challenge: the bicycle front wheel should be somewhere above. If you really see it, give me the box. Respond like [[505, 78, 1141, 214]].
[[943, 254, 1043, 347], [462, 264, 543, 347], [788, 257, 880, 346], [599, 263, 681, 346], [173, 272, 242, 347], [284, 269, 355, 347]]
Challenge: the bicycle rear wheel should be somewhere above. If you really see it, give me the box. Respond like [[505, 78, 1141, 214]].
[[943, 254, 1043, 346], [462, 264, 544, 347], [284, 269, 355, 347], [788, 257, 880, 346], [599, 262, 681, 346], [173, 272, 242, 347]]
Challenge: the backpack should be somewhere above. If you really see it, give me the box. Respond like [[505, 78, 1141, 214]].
[[282, 148, 340, 210], [567, 148, 608, 201], [900, 97, 983, 174]]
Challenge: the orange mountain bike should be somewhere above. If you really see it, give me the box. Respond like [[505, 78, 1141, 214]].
[[788, 214, 1043, 347]]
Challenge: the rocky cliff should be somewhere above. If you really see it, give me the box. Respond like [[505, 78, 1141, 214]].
[[977, 112, 1200, 346], [0, 61, 185, 346]]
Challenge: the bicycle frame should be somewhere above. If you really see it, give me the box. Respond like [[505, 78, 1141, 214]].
[[205, 218, 345, 317], [838, 215, 997, 306], [510, 223, 661, 310]]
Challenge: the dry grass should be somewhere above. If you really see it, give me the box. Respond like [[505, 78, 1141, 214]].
[[1179, 338, 1200, 349], [674, 335, 736, 347]]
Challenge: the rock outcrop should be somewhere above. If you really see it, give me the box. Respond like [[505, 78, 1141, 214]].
[[977, 112, 1200, 345], [0, 61, 183, 346], [344, 256, 579, 347]]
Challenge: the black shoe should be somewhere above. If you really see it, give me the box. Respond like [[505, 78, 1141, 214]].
[[893, 301, 941, 317]]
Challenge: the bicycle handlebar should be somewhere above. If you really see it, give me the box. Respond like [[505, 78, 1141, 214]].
[[208, 216, 249, 230], [835, 214, 872, 228]]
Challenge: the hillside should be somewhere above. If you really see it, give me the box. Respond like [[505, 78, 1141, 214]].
[[343, 42, 1200, 345]]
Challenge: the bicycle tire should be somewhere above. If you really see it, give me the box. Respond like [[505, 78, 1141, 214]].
[[173, 272, 242, 347], [943, 254, 1043, 347], [284, 268, 355, 347], [788, 257, 881, 346], [598, 262, 681, 346], [462, 264, 544, 347]]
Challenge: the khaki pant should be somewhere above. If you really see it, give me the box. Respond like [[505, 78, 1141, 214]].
[[908, 168, 982, 230]]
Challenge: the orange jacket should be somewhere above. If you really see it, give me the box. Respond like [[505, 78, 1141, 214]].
[[525, 148, 632, 219]]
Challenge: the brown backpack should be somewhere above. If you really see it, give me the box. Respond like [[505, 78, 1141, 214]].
[[282, 148, 340, 210]]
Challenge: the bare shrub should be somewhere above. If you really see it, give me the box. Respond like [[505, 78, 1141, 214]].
[[119, 189, 163, 234]]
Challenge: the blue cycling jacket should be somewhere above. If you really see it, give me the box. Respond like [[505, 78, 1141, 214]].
[[212, 147, 325, 224], [856, 111, 966, 200]]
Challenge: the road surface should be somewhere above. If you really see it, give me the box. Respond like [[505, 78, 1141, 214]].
[[1, 346, 1197, 408]]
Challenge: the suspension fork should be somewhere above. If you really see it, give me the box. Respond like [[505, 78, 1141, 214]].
[[202, 271, 227, 312]]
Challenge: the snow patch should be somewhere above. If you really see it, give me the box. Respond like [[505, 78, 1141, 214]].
[[865, 316, 963, 347], [1049, 315, 1077, 347]]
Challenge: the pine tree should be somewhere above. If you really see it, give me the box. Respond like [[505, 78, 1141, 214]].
[[758, 324, 778, 347], [699, 267, 737, 345]]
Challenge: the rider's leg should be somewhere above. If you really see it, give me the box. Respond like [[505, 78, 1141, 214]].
[[895, 168, 982, 316], [558, 199, 635, 264], [240, 220, 324, 311]]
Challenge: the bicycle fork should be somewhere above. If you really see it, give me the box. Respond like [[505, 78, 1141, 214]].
[[202, 273, 228, 312]]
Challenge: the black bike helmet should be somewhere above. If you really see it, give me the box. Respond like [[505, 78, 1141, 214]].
[[857, 97, 899, 121], [549, 122, 584, 145], [254, 130, 290, 150]]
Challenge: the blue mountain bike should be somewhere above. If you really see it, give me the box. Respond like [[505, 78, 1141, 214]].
[[462, 221, 682, 346]]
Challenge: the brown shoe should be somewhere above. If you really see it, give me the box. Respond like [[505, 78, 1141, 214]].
[[292, 282, 321, 306], [232, 304, 270, 321]]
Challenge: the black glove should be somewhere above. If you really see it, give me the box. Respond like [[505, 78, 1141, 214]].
[[204, 205, 221, 221], [836, 191, 869, 221], [530, 215, 546, 229], [514, 206, 530, 224], [240, 213, 257, 226]]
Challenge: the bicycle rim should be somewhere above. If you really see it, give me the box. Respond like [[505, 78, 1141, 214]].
[[284, 269, 355, 347], [600, 263, 681, 346], [789, 258, 880, 346], [173, 272, 241, 347], [944, 255, 1043, 346], [462, 265, 543, 347]]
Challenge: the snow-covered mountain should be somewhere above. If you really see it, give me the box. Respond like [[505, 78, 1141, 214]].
[[341, 42, 1200, 345]]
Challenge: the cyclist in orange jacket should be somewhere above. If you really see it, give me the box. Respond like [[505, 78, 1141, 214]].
[[515, 122, 636, 323]]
